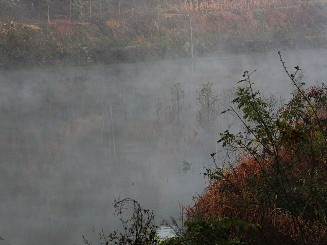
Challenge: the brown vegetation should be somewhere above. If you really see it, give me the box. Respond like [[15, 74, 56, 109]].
[[0, 1, 327, 67], [187, 79, 327, 244]]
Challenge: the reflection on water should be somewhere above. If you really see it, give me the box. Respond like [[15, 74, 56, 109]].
[[157, 226, 176, 241]]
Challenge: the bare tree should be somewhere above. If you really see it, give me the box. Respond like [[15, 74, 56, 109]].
[[154, 98, 164, 125], [170, 82, 185, 126], [196, 82, 219, 128]]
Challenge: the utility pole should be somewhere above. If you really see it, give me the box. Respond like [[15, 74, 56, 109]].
[[118, 0, 121, 19], [47, 0, 50, 23], [89, 0, 92, 18], [190, 16, 194, 75], [110, 106, 117, 160]]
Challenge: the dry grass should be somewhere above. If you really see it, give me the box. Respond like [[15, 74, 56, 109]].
[[49, 20, 73, 38], [181, 0, 299, 14], [23, 24, 41, 30]]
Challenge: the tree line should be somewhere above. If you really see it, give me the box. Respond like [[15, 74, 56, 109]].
[[0, 0, 170, 22]]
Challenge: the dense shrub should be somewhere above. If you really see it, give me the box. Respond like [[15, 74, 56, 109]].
[[186, 53, 327, 244], [0, 22, 32, 67], [161, 218, 256, 245]]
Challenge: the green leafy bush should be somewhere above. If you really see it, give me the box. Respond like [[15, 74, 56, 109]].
[[161, 218, 256, 245]]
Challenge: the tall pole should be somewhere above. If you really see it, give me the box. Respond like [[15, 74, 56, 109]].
[[118, 0, 121, 19], [190, 16, 194, 76], [190, 15, 194, 95], [69, 0, 72, 22], [110, 106, 117, 160], [89, 0, 92, 18], [47, 0, 50, 23]]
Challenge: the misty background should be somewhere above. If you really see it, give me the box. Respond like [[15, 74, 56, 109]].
[[0, 48, 327, 244], [1, 0, 327, 244]]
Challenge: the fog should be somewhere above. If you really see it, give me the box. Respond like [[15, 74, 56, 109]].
[[1, 49, 327, 244]]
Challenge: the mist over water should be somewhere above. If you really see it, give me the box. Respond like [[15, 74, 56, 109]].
[[1, 49, 327, 244]]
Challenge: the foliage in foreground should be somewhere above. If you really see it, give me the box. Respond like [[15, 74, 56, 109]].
[[83, 54, 327, 244], [83, 198, 158, 245], [186, 53, 327, 244], [83, 198, 252, 244], [161, 218, 256, 245]]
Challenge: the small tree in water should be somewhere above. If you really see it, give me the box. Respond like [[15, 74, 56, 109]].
[[170, 82, 184, 126], [196, 82, 219, 128]]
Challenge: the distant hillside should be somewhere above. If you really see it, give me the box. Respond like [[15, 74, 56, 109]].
[[1, 0, 327, 68]]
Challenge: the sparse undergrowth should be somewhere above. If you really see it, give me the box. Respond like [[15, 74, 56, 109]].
[[83, 54, 327, 244], [83, 198, 159, 245]]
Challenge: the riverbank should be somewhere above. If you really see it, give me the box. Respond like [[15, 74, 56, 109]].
[[1, 1, 327, 69]]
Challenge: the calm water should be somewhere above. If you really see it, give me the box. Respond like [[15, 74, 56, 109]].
[[1, 49, 327, 244]]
